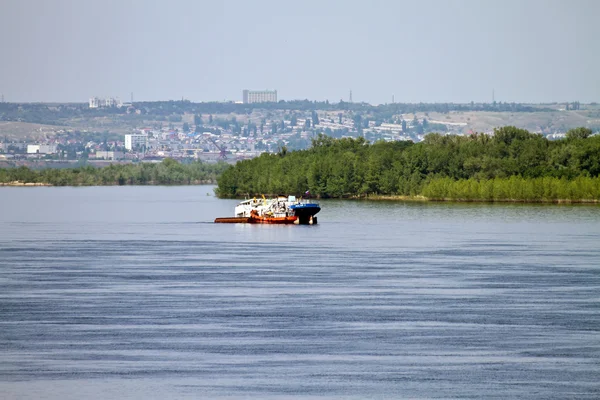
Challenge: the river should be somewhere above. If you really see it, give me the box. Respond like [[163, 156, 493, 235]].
[[1, 186, 599, 399]]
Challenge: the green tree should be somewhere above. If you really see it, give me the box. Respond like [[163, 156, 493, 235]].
[[566, 127, 592, 140]]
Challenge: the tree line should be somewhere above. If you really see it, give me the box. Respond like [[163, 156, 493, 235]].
[[132, 100, 549, 115], [0, 159, 229, 186], [215, 127, 600, 202]]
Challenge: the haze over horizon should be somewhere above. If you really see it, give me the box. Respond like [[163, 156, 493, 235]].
[[0, 0, 598, 104]]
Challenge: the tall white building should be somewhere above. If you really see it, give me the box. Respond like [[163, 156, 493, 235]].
[[89, 97, 100, 108], [242, 90, 277, 104], [125, 134, 148, 151]]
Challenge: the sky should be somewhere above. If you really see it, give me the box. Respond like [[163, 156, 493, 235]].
[[0, 0, 598, 104]]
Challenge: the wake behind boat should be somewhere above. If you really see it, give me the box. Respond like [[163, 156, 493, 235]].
[[215, 195, 320, 225]]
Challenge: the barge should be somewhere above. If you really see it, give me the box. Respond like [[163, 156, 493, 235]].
[[215, 195, 320, 225]]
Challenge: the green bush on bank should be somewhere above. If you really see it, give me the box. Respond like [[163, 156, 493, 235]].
[[421, 176, 600, 202]]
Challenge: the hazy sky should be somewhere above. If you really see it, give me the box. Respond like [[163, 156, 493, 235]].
[[0, 0, 598, 104]]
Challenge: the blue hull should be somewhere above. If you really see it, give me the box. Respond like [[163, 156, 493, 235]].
[[289, 203, 321, 224]]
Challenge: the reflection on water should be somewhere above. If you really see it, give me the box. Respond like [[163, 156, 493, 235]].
[[1, 187, 599, 399]]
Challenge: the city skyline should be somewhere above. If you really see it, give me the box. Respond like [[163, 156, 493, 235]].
[[0, 0, 599, 104]]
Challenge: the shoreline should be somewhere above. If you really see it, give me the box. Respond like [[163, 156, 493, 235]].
[[4, 183, 598, 204], [217, 193, 600, 205], [361, 194, 600, 204], [0, 182, 53, 186], [0, 180, 216, 187]]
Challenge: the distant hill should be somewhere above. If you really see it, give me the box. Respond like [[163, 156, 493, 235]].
[[1, 101, 598, 141]]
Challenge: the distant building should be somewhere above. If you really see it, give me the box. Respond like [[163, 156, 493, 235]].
[[27, 144, 58, 154], [94, 151, 123, 160], [89, 97, 122, 108], [242, 90, 277, 104], [125, 134, 148, 151]]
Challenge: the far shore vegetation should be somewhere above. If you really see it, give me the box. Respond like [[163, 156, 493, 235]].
[[0, 158, 229, 186], [215, 126, 600, 203]]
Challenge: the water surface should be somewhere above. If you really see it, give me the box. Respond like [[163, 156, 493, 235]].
[[1, 186, 599, 399]]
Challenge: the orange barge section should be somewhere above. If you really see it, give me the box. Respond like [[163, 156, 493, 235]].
[[214, 216, 298, 224]]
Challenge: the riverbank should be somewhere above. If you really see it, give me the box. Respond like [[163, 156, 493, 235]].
[[0, 180, 215, 187], [362, 194, 600, 204], [5, 182, 598, 203], [222, 193, 600, 204], [0, 159, 228, 187], [0, 181, 52, 186]]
